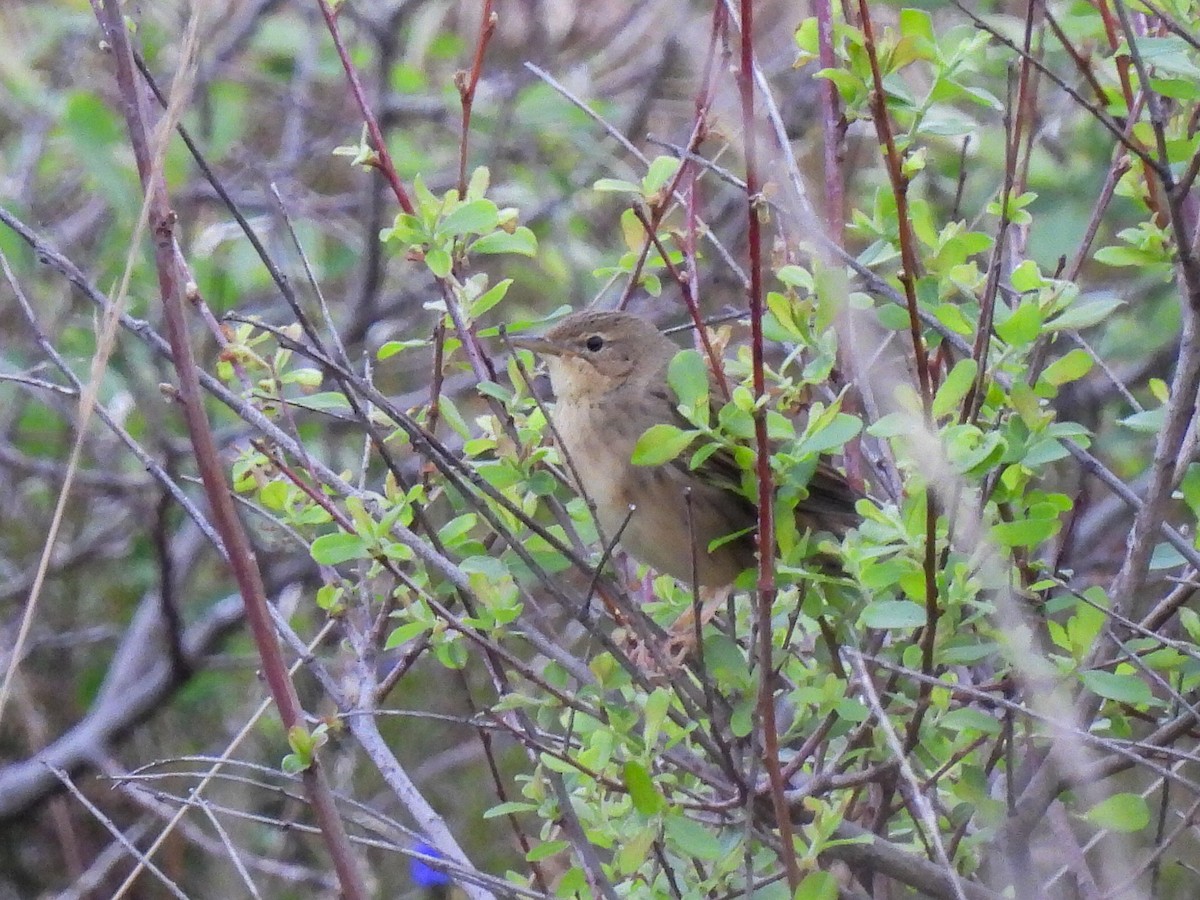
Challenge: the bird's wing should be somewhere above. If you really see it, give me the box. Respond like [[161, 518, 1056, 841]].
[[647, 384, 749, 497], [803, 459, 862, 536], [646, 384, 861, 536]]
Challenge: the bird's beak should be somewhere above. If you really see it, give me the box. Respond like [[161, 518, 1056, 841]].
[[509, 335, 569, 357]]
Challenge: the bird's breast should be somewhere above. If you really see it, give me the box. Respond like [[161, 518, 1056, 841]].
[[551, 396, 640, 534], [550, 394, 754, 587]]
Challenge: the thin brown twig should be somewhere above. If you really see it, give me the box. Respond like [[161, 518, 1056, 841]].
[[630, 203, 731, 400], [314, 0, 415, 215], [456, 1, 497, 198]]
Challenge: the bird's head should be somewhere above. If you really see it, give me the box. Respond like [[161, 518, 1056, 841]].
[[512, 310, 676, 402]]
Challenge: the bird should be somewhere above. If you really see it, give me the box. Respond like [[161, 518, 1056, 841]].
[[512, 309, 860, 597]]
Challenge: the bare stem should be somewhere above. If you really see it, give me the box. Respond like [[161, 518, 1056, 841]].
[[456, 1, 497, 197], [92, 4, 367, 895], [733, 0, 798, 890]]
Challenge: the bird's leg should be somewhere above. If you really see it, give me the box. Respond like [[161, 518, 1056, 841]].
[[622, 584, 729, 675], [664, 584, 731, 666]]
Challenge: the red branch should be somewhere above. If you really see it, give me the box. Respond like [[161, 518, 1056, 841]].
[[457, 0, 498, 197], [93, 3, 367, 896], [735, 0, 799, 891], [315, 0, 415, 215], [855, 0, 941, 768]]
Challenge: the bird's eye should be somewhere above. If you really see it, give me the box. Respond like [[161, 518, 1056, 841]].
[[585, 335, 604, 352]]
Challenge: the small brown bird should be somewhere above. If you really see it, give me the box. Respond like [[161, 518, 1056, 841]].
[[514, 310, 860, 592]]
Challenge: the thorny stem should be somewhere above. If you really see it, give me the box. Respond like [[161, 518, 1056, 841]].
[[962, 63, 1025, 429], [812, 0, 871, 488]]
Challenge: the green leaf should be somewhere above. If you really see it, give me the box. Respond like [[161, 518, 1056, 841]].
[[642, 156, 681, 196], [946, 427, 1006, 475], [817, 67, 867, 104], [1094, 245, 1163, 267], [934, 303, 974, 336], [777, 265, 813, 291], [433, 635, 469, 669], [1080, 669, 1153, 706], [899, 7, 934, 42], [385, 620, 430, 649], [477, 380, 511, 402], [425, 246, 451, 277], [471, 227, 538, 256], [631, 424, 699, 466], [987, 189, 1037, 224], [623, 761, 663, 815], [438, 395, 470, 438], [460, 555, 509, 579], [62, 91, 131, 206], [1119, 407, 1165, 433], [483, 800, 537, 819], [1045, 295, 1124, 331], [378, 339, 427, 359], [315, 584, 343, 613], [466, 164, 490, 199], [797, 413, 862, 456], [1040, 349, 1093, 387], [644, 687, 671, 749], [470, 278, 512, 318], [919, 108, 977, 136], [1150, 540, 1185, 571], [664, 815, 724, 861], [718, 400, 755, 440], [1181, 464, 1200, 517], [1180, 607, 1200, 643], [668, 349, 710, 423], [287, 724, 314, 757], [437, 199, 499, 237], [311, 532, 368, 565], [795, 871, 839, 900], [1083, 793, 1150, 833], [990, 516, 1059, 548], [932, 359, 978, 419], [1134, 35, 1200, 79], [291, 391, 351, 411], [437, 513, 477, 545], [939, 707, 1002, 735], [995, 301, 1043, 345], [795, 18, 819, 55], [866, 412, 912, 438], [614, 827, 657, 877], [526, 840, 568, 862], [593, 177, 640, 194], [1010, 259, 1045, 293], [860, 599, 926, 629], [1023, 437, 1068, 467], [260, 480, 288, 510]]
